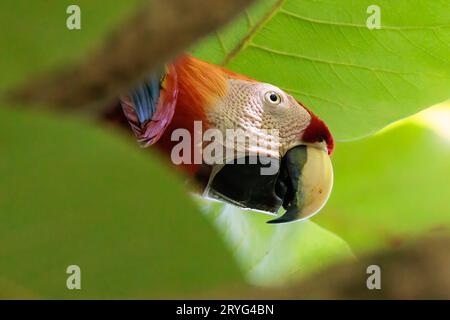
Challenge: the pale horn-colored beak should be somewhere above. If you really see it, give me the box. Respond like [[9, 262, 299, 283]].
[[267, 144, 333, 224]]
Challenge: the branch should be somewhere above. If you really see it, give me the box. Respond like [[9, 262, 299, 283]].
[[8, 0, 255, 114]]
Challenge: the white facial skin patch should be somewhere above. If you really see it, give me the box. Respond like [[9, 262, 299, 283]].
[[206, 79, 312, 160]]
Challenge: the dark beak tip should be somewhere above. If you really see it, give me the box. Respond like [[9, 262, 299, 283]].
[[266, 218, 284, 224], [266, 217, 296, 224], [266, 207, 300, 224]]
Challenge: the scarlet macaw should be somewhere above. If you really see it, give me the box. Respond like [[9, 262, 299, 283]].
[[106, 54, 334, 223]]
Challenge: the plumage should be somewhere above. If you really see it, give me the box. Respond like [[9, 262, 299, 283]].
[[120, 55, 257, 177], [120, 65, 178, 147], [301, 106, 334, 155], [109, 54, 335, 223]]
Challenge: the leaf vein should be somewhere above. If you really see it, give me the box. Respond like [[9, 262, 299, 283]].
[[279, 8, 450, 30], [249, 43, 446, 78]]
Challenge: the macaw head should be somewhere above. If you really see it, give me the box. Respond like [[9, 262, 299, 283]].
[[196, 71, 334, 223], [121, 55, 334, 223], [169, 58, 334, 223]]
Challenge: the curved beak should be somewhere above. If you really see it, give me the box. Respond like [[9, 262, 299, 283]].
[[267, 144, 333, 224], [203, 144, 333, 224]]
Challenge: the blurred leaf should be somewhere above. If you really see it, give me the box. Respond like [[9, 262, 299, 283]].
[[7, 0, 256, 109], [0, 0, 140, 89], [244, 237, 450, 299], [314, 123, 450, 253], [192, 0, 450, 140], [0, 106, 242, 298], [196, 198, 354, 287]]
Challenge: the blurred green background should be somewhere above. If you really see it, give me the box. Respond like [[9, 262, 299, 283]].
[[0, 0, 449, 298]]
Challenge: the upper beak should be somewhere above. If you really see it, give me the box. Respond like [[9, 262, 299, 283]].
[[267, 144, 333, 224]]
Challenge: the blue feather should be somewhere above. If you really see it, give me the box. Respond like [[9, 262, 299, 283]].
[[130, 72, 163, 124]]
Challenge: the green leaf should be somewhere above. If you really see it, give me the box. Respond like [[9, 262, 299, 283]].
[[314, 120, 450, 253], [0, 0, 139, 89], [192, 0, 450, 140], [196, 198, 354, 287], [0, 106, 242, 298]]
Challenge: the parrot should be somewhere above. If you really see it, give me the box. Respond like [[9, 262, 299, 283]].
[[104, 54, 334, 224]]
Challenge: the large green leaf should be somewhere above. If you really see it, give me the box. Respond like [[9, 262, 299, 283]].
[[0, 106, 242, 298], [314, 119, 450, 253], [0, 0, 139, 89], [196, 198, 354, 287], [192, 0, 450, 140]]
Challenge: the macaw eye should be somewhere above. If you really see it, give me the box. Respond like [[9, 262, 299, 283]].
[[264, 91, 282, 105]]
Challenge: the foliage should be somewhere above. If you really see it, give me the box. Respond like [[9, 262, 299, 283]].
[[315, 121, 450, 253], [0, 0, 449, 298], [0, 107, 241, 298], [192, 0, 450, 140], [0, 0, 140, 90], [197, 198, 354, 287]]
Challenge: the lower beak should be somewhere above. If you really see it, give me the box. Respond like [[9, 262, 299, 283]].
[[203, 145, 333, 224], [267, 145, 333, 224], [203, 156, 283, 213]]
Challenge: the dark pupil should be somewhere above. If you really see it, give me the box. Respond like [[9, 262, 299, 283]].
[[270, 93, 278, 102]]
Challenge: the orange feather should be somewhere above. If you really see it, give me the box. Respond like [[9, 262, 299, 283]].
[[155, 55, 240, 178]]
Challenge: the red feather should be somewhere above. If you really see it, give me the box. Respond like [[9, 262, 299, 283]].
[[301, 106, 334, 155]]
